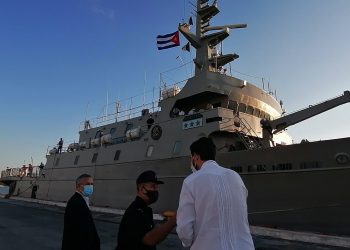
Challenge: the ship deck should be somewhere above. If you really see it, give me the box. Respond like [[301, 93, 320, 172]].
[[0, 197, 349, 250]]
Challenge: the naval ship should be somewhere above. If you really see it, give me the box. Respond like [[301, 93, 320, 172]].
[[2, 0, 350, 236]]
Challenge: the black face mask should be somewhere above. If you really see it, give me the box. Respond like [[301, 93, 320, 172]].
[[145, 189, 159, 204]]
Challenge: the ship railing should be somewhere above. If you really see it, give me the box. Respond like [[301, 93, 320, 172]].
[[79, 80, 187, 130], [46, 122, 153, 154], [1, 166, 41, 178], [46, 140, 80, 155], [1, 167, 20, 178]]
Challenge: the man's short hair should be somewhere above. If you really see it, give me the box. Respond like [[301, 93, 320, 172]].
[[76, 174, 92, 186], [190, 137, 216, 161]]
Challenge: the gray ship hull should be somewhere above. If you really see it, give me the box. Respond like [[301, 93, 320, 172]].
[[9, 137, 350, 236]]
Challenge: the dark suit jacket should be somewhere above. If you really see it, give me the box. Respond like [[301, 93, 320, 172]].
[[62, 192, 100, 250]]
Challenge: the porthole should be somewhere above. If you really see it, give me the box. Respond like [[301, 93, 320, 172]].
[[335, 153, 350, 165], [151, 125, 162, 140]]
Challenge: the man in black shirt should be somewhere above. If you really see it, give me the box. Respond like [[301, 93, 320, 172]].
[[116, 170, 176, 250]]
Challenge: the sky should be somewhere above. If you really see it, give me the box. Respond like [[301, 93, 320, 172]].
[[0, 0, 349, 169]]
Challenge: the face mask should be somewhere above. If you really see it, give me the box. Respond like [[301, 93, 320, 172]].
[[82, 185, 93, 197], [145, 189, 159, 204]]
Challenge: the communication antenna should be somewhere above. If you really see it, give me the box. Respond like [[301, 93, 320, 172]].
[[105, 91, 109, 121], [262, 78, 265, 90], [85, 102, 90, 121], [143, 71, 147, 108]]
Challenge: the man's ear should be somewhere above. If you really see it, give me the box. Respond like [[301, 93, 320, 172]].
[[139, 184, 146, 193], [194, 153, 200, 161]]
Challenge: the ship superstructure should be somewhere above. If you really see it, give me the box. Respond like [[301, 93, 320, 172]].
[[2, 0, 350, 236]]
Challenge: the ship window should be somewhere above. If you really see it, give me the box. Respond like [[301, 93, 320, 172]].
[[272, 163, 292, 171], [74, 155, 80, 165], [247, 106, 254, 115], [238, 103, 246, 113], [300, 161, 319, 169], [55, 158, 60, 166], [257, 164, 267, 171], [146, 145, 154, 157], [228, 100, 238, 113], [172, 141, 182, 155], [248, 165, 266, 172], [253, 108, 260, 117], [260, 111, 266, 118], [92, 153, 98, 163], [114, 150, 121, 161]]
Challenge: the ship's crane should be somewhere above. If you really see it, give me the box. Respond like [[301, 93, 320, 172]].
[[261, 90, 350, 146]]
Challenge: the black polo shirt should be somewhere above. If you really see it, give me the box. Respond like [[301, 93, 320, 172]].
[[116, 196, 156, 250]]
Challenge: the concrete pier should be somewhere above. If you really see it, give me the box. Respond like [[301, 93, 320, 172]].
[[0, 197, 348, 250]]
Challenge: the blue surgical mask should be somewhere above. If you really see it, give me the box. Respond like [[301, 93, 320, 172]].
[[82, 185, 93, 197]]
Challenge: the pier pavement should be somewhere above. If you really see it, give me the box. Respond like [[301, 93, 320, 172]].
[[0, 197, 349, 250]]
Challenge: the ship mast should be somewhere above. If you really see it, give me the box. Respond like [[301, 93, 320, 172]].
[[179, 0, 247, 75]]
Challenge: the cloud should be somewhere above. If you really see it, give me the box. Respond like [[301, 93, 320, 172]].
[[91, 5, 115, 20]]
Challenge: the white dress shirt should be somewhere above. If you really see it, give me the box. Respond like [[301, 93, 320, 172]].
[[176, 160, 254, 250]]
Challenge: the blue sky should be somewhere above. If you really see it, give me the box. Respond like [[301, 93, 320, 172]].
[[1, 0, 349, 169]]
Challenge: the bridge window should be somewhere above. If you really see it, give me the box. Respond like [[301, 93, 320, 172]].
[[260, 111, 266, 119], [253, 108, 260, 117], [228, 100, 238, 113], [247, 105, 254, 115], [238, 103, 247, 113]]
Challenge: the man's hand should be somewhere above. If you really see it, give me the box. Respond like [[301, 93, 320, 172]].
[[162, 210, 176, 221]]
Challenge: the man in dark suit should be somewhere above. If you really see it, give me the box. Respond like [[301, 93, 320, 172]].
[[62, 174, 100, 250]]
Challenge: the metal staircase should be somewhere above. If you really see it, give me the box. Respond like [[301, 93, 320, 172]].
[[234, 115, 263, 150]]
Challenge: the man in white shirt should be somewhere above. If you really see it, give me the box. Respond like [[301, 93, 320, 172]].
[[176, 137, 255, 250]]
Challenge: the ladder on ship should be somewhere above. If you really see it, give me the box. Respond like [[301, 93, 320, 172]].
[[234, 115, 263, 150]]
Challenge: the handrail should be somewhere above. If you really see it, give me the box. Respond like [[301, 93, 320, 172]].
[[1, 165, 41, 179], [80, 80, 187, 130]]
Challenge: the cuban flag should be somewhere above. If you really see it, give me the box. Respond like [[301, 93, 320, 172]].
[[156, 31, 180, 50]]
